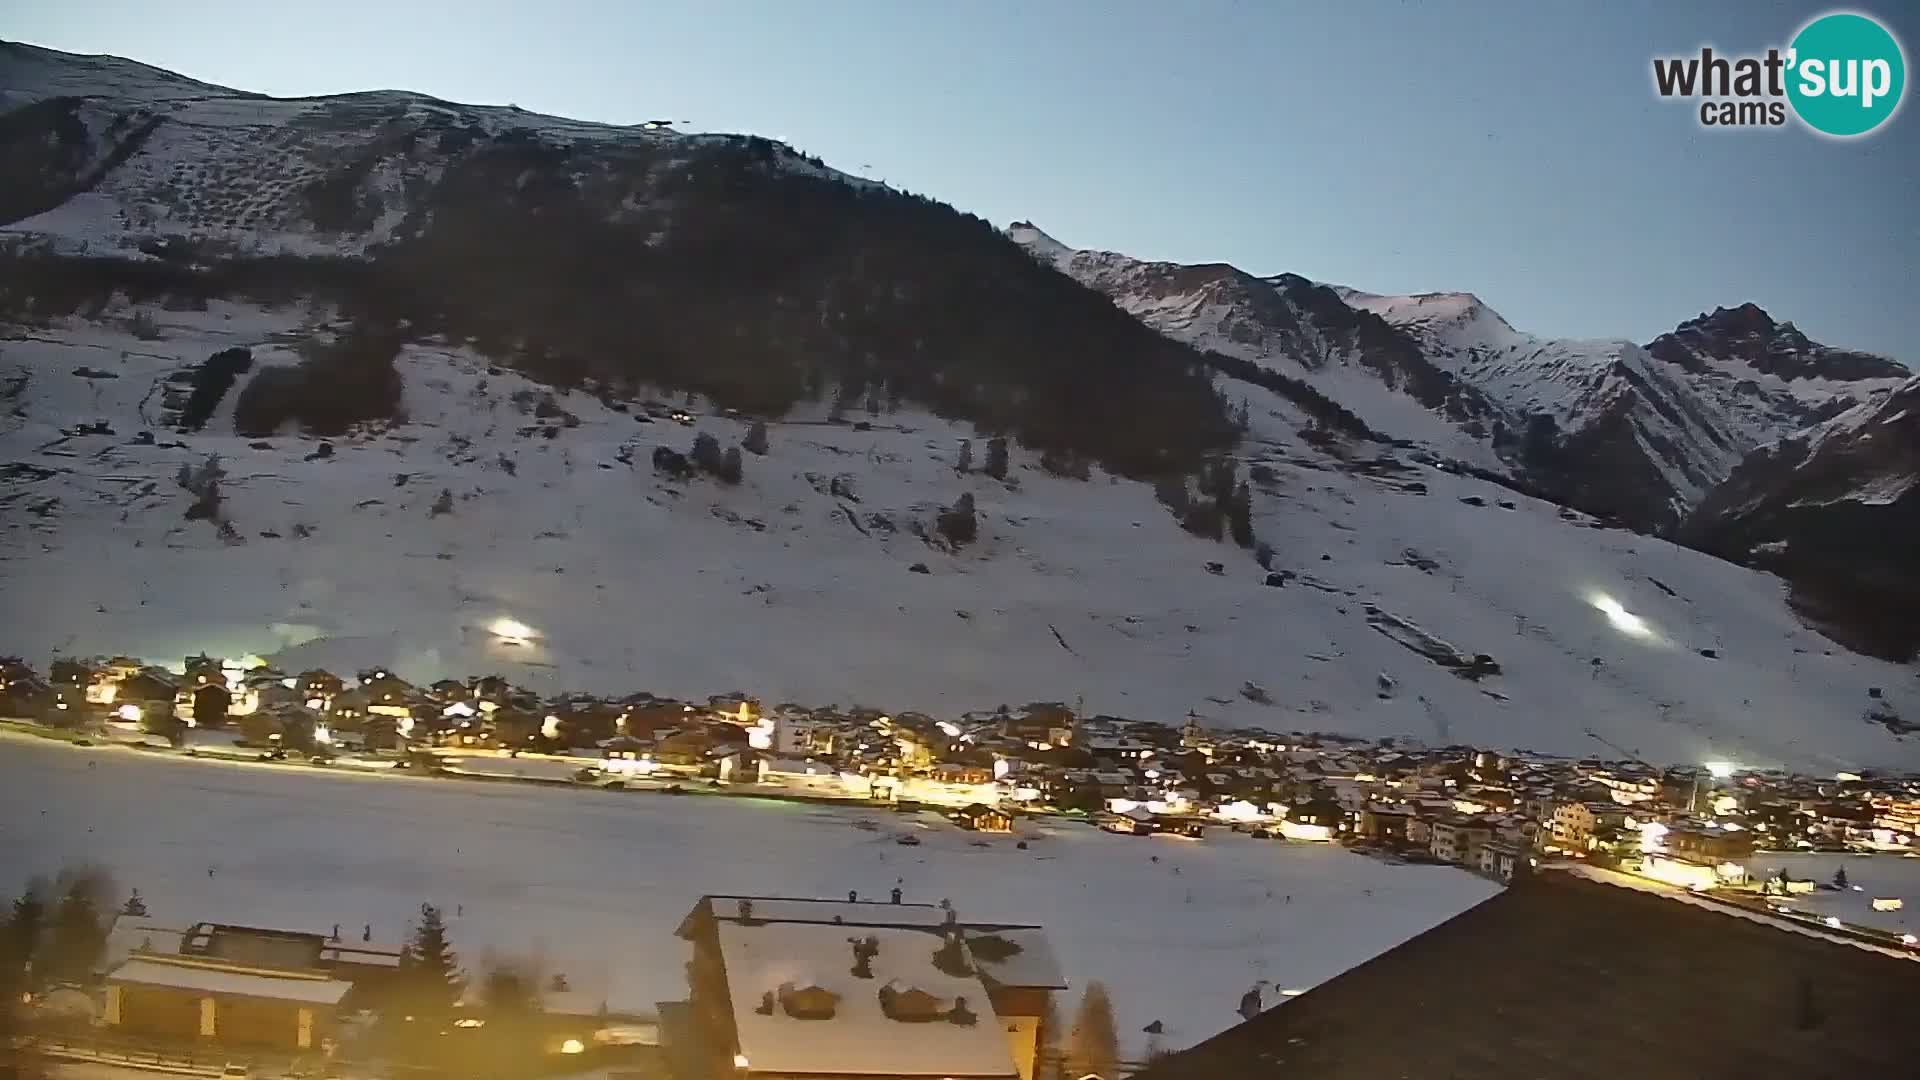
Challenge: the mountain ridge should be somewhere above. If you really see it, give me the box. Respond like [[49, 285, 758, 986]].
[[1007, 221, 1908, 532]]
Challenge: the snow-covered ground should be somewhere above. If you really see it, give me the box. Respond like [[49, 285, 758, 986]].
[[0, 738, 1499, 1053], [1745, 852, 1920, 938], [3, 302, 1916, 772]]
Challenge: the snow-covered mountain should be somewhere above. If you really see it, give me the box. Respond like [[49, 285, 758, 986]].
[[0, 40, 871, 260], [1007, 223, 1507, 468], [1009, 224, 1907, 532], [5, 301, 1915, 772], [1684, 376, 1920, 664], [2, 43, 1915, 771]]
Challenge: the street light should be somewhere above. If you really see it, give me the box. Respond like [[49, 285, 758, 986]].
[[1690, 762, 1736, 814]]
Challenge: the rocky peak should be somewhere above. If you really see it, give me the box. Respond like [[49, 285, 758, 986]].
[[1647, 303, 1907, 383], [1696, 301, 1779, 337], [1005, 221, 1073, 269]]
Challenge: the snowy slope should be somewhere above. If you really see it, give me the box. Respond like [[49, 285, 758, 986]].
[[0, 41, 244, 107], [1008, 223, 1504, 468], [1684, 377, 1920, 663], [3, 302, 1915, 773], [0, 40, 868, 261]]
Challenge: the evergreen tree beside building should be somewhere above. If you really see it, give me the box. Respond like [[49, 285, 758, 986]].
[[395, 903, 462, 1031], [1065, 981, 1119, 1080]]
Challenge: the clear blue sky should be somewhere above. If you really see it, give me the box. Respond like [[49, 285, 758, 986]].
[[8, 0, 1918, 360]]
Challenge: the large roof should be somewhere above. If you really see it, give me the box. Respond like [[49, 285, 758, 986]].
[[694, 896, 952, 931], [968, 927, 1067, 990], [102, 920, 187, 970], [682, 895, 1064, 990], [1137, 867, 1920, 1080], [106, 957, 354, 1006], [715, 921, 1017, 1078]]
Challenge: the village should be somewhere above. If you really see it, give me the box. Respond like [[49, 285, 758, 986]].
[[5, 650, 1919, 906], [5, 649, 1920, 1079]]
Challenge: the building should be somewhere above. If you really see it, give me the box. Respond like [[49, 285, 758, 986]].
[[1640, 853, 1729, 891], [1665, 823, 1755, 863], [954, 803, 1013, 833], [1430, 818, 1493, 866], [932, 763, 994, 786], [1495, 816, 1540, 852], [118, 670, 181, 713], [1405, 813, 1434, 849], [773, 713, 836, 756], [1550, 801, 1627, 852], [1870, 794, 1920, 838], [1358, 805, 1412, 846], [99, 918, 399, 1052], [1099, 807, 1156, 835], [1134, 867, 1920, 1080], [1476, 840, 1524, 883], [670, 896, 1064, 1080], [105, 955, 352, 1050]]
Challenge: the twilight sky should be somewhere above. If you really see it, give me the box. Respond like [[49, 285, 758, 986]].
[[8, 0, 1918, 360]]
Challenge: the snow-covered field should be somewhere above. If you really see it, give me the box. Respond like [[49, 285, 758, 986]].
[[0, 738, 1499, 1052], [2, 303, 1915, 772], [1745, 852, 1920, 938]]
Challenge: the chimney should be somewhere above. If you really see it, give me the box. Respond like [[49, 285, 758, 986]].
[[890, 887, 902, 904], [849, 889, 858, 902], [737, 899, 754, 921]]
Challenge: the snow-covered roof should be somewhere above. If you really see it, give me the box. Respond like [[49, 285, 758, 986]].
[[968, 928, 1067, 991], [698, 896, 951, 929], [106, 957, 354, 1004], [153, 911, 402, 954], [715, 921, 1017, 1077], [102, 920, 186, 969], [320, 942, 403, 968]]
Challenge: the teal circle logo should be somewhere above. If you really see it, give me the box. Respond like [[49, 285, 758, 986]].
[[1787, 12, 1906, 137]]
